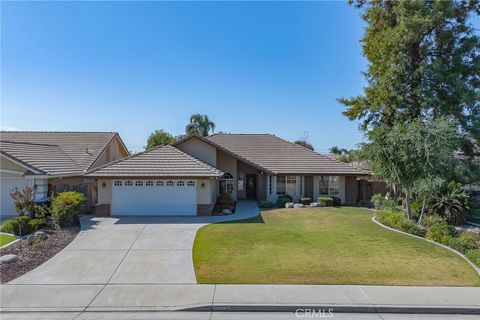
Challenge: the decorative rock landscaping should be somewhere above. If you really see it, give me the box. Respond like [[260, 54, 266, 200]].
[[293, 203, 304, 208], [0, 227, 79, 283], [285, 202, 294, 208]]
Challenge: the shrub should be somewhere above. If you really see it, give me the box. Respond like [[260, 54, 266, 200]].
[[377, 210, 426, 237], [28, 217, 48, 231], [332, 196, 341, 206], [278, 194, 293, 202], [33, 204, 50, 218], [430, 184, 471, 225], [465, 249, 480, 267], [300, 198, 311, 205], [370, 193, 397, 211], [277, 197, 291, 208], [217, 193, 234, 205], [9, 186, 35, 218], [422, 215, 447, 229], [259, 200, 273, 208], [51, 191, 85, 228], [371, 194, 384, 209], [426, 223, 456, 244], [318, 197, 333, 207], [458, 232, 480, 251], [0, 216, 33, 236]]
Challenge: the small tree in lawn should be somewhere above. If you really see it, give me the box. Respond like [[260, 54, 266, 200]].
[[9, 186, 35, 218]]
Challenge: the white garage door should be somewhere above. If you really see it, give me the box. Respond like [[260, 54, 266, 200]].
[[111, 180, 197, 216], [1, 177, 32, 216]]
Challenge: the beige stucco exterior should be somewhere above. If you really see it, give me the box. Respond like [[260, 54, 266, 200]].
[[91, 136, 129, 169], [176, 137, 217, 166]]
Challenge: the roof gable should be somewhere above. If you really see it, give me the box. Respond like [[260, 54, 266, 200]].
[[86, 145, 223, 178], [0, 131, 127, 174]]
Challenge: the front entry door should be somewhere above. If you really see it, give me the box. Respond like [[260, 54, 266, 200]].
[[246, 174, 257, 199]]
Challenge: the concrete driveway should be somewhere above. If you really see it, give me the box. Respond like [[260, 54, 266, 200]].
[[9, 201, 259, 286]]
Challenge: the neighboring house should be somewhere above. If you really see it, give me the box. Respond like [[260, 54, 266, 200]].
[[0, 132, 129, 216], [88, 134, 367, 216]]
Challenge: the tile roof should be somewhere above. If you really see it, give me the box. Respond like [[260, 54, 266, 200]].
[[86, 145, 224, 178], [0, 141, 83, 176], [206, 134, 366, 175], [0, 131, 119, 173]]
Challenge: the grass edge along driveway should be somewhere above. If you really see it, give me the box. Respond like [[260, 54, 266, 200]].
[[193, 207, 480, 286], [0, 234, 17, 247]]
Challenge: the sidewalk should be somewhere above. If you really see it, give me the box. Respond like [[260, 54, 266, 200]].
[[1, 284, 479, 314]]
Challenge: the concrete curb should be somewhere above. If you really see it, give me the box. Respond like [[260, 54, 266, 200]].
[[371, 216, 480, 276]]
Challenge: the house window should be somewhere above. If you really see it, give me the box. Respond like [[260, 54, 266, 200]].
[[219, 172, 234, 195], [146, 181, 153, 186], [300, 176, 303, 195], [114, 181, 122, 186], [187, 180, 195, 186], [269, 176, 272, 195], [125, 181, 132, 186], [177, 181, 185, 186], [276, 175, 297, 196], [135, 181, 143, 186], [166, 180, 174, 186], [319, 176, 340, 195], [156, 181, 164, 186]]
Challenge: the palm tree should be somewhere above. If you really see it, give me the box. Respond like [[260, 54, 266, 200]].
[[329, 146, 342, 155], [185, 114, 215, 137]]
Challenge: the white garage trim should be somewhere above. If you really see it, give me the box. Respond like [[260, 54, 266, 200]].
[[111, 179, 197, 216]]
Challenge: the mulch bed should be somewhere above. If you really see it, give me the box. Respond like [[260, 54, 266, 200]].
[[0, 227, 79, 283]]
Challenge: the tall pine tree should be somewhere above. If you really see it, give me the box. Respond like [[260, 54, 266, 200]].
[[339, 0, 480, 156]]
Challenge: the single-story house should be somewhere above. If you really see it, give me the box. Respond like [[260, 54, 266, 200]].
[[87, 134, 367, 216], [0, 131, 129, 216]]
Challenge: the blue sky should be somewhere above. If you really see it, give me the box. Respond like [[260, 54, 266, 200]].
[[1, 1, 367, 153]]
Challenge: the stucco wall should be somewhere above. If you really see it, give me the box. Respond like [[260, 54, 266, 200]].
[[1, 156, 27, 172], [97, 179, 112, 205], [344, 176, 358, 205], [176, 138, 217, 166], [91, 137, 129, 169], [197, 179, 214, 205]]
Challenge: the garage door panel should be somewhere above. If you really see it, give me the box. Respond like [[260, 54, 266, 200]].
[[1, 177, 31, 216], [111, 180, 197, 216]]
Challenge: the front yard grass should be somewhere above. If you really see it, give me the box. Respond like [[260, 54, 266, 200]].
[[193, 207, 480, 286], [0, 234, 16, 247]]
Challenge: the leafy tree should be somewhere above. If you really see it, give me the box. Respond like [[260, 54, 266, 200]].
[[362, 117, 460, 219], [145, 130, 176, 150], [294, 140, 314, 151], [340, 1, 480, 155], [185, 114, 215, 137]]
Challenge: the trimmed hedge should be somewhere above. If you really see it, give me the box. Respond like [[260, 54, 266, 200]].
[[318, 197, 333, 207], [332, 196, 341, 206], [259, 200, 273, 209], [300, 198, 311, 205], [277, 195, 292, 208]]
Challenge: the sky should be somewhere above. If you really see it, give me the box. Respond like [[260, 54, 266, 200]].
[[1, 1, 368, 153]]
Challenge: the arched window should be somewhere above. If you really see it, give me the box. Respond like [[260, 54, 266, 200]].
[[156, 181, 164, 186], [177, 181, 185, 186], [187, 181, 195, 187], [114, 181, 122, 186], [125, 181, 133, 186], [219, 172, 234, 195], [135, 181, 143, 186], [146, 181, 153, 186], [166, 180, 174, 186]]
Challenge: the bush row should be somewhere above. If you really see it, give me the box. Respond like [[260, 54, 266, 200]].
[[376, 210, 480, 267], [259, 195, 342, 209], [1, 191, 85, 236]]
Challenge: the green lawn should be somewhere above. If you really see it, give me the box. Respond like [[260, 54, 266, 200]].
[[0, 234, 16, 247], [193, 207, 480, 286]]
